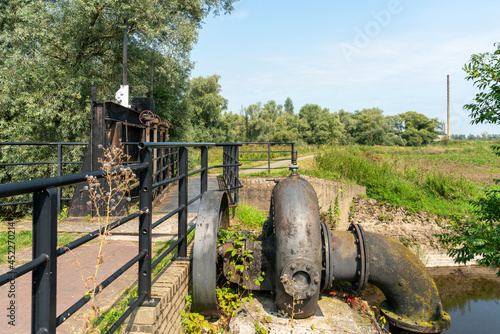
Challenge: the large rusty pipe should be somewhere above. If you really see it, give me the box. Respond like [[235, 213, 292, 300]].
[[330, 230, 450, 333], [273, 175, 322, 318]]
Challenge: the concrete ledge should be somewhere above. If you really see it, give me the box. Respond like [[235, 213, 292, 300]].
[[239, 176, 366, 229]]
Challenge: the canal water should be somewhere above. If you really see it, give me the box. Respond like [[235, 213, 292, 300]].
[[365, 266, 500, 334]]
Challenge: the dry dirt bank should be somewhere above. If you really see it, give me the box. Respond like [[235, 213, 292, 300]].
[[347, 197, 470, 267]]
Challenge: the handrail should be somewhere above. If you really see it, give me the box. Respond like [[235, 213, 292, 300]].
[[0, 163, 149, 198], [0, 141, 242, 334], [239, 142, 295, 174]]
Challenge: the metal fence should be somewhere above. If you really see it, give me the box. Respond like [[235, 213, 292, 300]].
[[0, 142, 88, 213], [239, 142, 295, 173], [0, 142, 241, 334]]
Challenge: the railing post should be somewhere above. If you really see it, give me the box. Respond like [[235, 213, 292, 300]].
[[178, 146, 188, 259], [268, 142, 271, 174], [138, 147, 152, 300], [32, 188, 57, 334], [234, 145, 239, 204], [201, 146, 208, 194], [57, 144, 63, 215], [291, 142, 295, 163]]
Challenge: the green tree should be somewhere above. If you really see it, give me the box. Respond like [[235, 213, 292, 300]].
[[437, 43, 500, 275], [245, 102, 276, 142], [299, 104, 331, 145], [0, 0, 236, 143], [220, 112, 245, 142], [344, 108, 403, 146], [272, 112, 301, 143], [0, 0, 236, 217], [463, 42, 500, 125], [393, 111, 442, 146], [284, 97, 294, 114], [187, 74, 228, 142]]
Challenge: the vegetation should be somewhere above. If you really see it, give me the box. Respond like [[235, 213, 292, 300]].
[[302, 140, 499, 218], [0, 230, 86, 263], [435, 43, 500, 275], [235, 203, 267, 229]]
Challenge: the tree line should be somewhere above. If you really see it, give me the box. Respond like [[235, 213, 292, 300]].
[[184, 75, 444, 146], [0, 1, 443, 149]]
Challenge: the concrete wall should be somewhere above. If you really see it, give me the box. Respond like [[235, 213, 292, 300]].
[[239, 176, 366, 230]]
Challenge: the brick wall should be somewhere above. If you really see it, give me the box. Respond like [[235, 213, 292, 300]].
[[124, 259, 192, 334]]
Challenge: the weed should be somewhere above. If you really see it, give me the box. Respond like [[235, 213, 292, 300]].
[[321, 188, 342, 230], [76, 145, 136, 333], [235, 203, 267, 228]]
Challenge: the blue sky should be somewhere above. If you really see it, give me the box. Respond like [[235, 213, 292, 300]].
[[190, 0, 500, 135]]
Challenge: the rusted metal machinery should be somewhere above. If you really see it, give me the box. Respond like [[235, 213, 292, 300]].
[[192, 162, 451, 333]]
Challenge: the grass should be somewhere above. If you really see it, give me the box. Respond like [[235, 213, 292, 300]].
[[92, 230, 196, 332], [0, 230, 87, 264], [235, 202, 267, 228], [300, 141, 500, 218]]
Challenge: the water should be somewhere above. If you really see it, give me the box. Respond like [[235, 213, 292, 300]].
[[365, 266, 500, 334], [430, 266, 500, 334]]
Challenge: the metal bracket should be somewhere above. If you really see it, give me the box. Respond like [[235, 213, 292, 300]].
[[128, 297, 161, 307]]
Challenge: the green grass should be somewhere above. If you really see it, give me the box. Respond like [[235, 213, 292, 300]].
[[0, 231, 89, 264], [235, 203, 267, 228], [301, 142, 500, 218]]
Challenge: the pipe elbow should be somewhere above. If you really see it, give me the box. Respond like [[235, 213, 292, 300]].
[[330, 228, 450, 333]]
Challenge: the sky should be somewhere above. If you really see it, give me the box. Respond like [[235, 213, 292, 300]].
[[190, 0, 500, 136]]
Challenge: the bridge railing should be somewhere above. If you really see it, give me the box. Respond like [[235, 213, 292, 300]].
[[239, 142, 295, 173], [0, 142, 241, 334], [0, 142, 88, 214]]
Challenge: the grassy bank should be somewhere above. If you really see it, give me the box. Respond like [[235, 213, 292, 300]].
[[301, 140, 500, 218]]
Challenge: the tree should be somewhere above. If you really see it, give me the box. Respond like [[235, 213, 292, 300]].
[[0, 0, 236, 217], [299, 104, 331, 145], [0, 0, 236, 143], [284, 97, 294, 114], [463, 42, 500, 125], [187, 75, 228, 141], [437, 43, 500, 275], [344, 108, 404, 146], [393, 111, 441, 146], [272, 112, 301, 143]]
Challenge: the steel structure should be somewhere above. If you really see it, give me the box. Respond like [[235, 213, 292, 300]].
[[0, 141, 241, 334]]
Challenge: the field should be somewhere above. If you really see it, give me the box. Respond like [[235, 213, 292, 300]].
[[299, 139, 500, 218]]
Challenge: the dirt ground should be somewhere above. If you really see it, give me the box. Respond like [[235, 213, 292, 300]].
[[348, 197, 448, 253]]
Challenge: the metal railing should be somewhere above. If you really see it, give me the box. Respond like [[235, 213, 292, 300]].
[[239, 142, 295, 173], [0, 142, 88, 213], [0, 142, 241, 334]]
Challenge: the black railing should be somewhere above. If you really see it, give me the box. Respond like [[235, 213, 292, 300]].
[[0, 142, 241, 334], [0, 142, 88, 213], [239, 142, 295, 173]]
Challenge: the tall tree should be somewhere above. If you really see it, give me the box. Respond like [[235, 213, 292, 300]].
[[187, 74, 228, 141], [0, 0, 236, 143], [284, 97, 294, 114]]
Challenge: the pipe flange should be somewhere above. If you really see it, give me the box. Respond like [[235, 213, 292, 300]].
[[349, 223, 369, 291], [320, 222, 334, 291], [380, 301, 451, 333], [281, 259, 320, 300]]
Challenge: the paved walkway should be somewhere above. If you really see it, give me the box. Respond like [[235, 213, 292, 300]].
[[239, 154, 315, 175], [0, 156, 317, 333]]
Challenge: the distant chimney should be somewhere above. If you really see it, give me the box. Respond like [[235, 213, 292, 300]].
[[447, 75, 450, 136]]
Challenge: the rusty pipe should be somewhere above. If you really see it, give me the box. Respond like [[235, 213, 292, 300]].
[[273, 175, 322, 318], [329, 229, 451, 333]]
